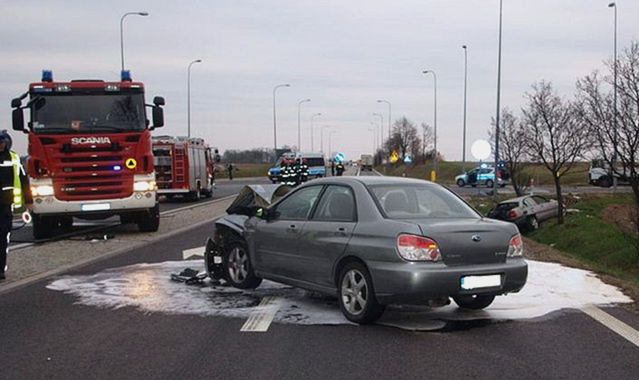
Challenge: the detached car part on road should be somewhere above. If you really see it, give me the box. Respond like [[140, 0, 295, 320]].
[[207, 178, 527, 324]]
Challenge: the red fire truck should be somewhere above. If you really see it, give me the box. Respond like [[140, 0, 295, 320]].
[[152, 136, 215, 200], [11, 70, 165, 239]]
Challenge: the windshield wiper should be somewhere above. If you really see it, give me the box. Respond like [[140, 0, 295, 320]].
[[89, 125, 138, 132], [35, 127, 74, 134]]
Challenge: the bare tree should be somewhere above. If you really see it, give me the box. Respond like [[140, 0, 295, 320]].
[[420, 122, 434, 162], [576, 41, 639, 206], [384, 117, 421, 161], [489, 109, 530, 196], [522, 81, 591, 224]]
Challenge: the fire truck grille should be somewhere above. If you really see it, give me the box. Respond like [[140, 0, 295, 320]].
[[53, 173, 133, 201]]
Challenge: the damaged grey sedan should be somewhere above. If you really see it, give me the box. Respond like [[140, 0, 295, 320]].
[[206, 177, 528, 324]]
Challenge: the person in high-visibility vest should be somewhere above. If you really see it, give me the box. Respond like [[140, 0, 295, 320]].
[[0, 130, 30, 281]]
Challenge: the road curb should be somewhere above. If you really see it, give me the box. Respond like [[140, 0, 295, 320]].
[[0, 209, 229, 296]]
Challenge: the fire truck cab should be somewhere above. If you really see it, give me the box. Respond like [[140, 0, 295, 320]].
[[11, 70, 165, 239], [152, 136, 215, 200]]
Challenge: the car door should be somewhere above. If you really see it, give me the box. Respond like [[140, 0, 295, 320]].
[[295, 185, 357, 288], [522, 197, 538, 219], [252, 185, 323, 278], [533, 195, 555, 221]]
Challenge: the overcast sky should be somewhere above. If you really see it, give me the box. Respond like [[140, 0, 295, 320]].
[[1, 0, 638, 161]]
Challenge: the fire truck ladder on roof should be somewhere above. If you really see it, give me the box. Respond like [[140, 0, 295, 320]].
[[174, 147, 185, 183]]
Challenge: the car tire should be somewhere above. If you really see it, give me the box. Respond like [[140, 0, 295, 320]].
[[485, 179, 494, 188], [137, 204, 160, 232], [599, 176, 612, 188], [223, 240, 262, 289], [456, 179, 465, 187], [32, 213, 54, 240], [338, 262, 385, 324], [453, 294, 495, 310], [528, 216, 539, 231]]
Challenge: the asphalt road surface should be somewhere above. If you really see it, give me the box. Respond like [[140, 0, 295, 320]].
[[2, 218, 639, 379]]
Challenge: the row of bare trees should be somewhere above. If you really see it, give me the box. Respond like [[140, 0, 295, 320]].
[[491, 41, 639, 224], [380, 117, 435, 164]]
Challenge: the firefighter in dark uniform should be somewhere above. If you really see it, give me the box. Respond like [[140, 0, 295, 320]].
[[0, 130, 30, 281], [293, 158, 303, 186], [299, 158, 309, 183], [335, 160, 345, 176], [280, 158, 296, 187]]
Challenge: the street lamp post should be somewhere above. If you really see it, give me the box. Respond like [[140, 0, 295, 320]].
[[311, 113, 322, 151], [422, 70, 438, 180], [377, 99, 391, 140], [372, 112, 383, 145], [609, 2, 618, 191], [273, 83, 291, 152], [321, 125, 333, 154], [187, 59, 202, 139], [120, 11, 149, 72], [328, 131, 338, 157], [297, 98, 311, 151], [462, 45, 468, 171], [493, 0, 504, 197]]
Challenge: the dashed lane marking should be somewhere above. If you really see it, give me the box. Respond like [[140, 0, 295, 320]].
[[240, 296, 280, 332], [582, 304, 639, 348]]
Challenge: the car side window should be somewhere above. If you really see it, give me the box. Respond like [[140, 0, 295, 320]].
[[523, 198, 537, 207], [312, 185, 356, 222], [275, 186, 323, 220], [533, 196, 547, 204], [480, 168, 492, 174]]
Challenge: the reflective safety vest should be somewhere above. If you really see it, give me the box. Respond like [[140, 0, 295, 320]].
[[1, 151, 25, 212]]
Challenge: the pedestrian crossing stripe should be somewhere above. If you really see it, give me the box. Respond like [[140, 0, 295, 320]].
[[125, 158, 137, 169]]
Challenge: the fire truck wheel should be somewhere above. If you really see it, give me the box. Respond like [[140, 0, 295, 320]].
[[137, 204, 160, 232], [32, 214, 54, 240], [188, 188, 201, 202], [202, 187, 213, 198], [59, 216, 73, 229]]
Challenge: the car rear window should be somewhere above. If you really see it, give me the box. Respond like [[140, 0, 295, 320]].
[[495, 202, 519, 211], [368, 184, 480, 219]]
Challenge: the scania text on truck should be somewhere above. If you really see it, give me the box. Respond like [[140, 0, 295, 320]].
[[152, 136, 215, 200], [11, 70, 165, 239]]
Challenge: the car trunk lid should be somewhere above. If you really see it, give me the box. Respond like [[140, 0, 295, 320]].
[[412, 218, 513, 266]]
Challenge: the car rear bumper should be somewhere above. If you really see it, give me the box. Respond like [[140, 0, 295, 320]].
[[368, 258, 528, 304]]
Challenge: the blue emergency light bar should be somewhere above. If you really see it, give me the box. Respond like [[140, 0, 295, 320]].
[[121, 70, 132, 82], [42, 70, 53, 82]]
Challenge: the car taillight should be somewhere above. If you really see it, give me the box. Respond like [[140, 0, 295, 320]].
[[396, 234, 441, 262], [507, 234, 524, 257], [508, 209, 519, 219]]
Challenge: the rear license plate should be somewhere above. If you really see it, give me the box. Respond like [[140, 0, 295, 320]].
[[81, 203, 111, 212], [460, 274, 501, 290]]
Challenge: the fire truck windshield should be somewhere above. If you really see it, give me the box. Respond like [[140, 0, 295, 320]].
[[31, 93, 146, 133]]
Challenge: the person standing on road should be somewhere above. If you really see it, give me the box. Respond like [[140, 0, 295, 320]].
[[226, 163, 234, 181], [300, 158, 309, 183], [330, 159, 335, 176], [0, 130, 30, 281], [335, 160, 345, 176]]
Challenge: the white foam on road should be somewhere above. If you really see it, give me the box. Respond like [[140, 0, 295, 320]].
[[46, 260, 631, 330]]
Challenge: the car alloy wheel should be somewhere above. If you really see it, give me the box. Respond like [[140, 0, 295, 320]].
[[338, 262, 385, 324], [223, 240, 262, 289], [529, 216, 539, 231], [485, 180, 494, 188], [341, 269, 368, 316], [228, 247, 248, 284]]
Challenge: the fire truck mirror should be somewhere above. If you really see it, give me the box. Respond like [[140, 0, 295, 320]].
[[11, 98, 21, 108], [12, 108, 25, 132], [152, 106, 164, 129], [153, 96, 165, 106]]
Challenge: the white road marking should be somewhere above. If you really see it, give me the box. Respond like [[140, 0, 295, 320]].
[[581, 304, 639, 348], [182, 246, 206, 260], [240, 296, 281, 332]]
